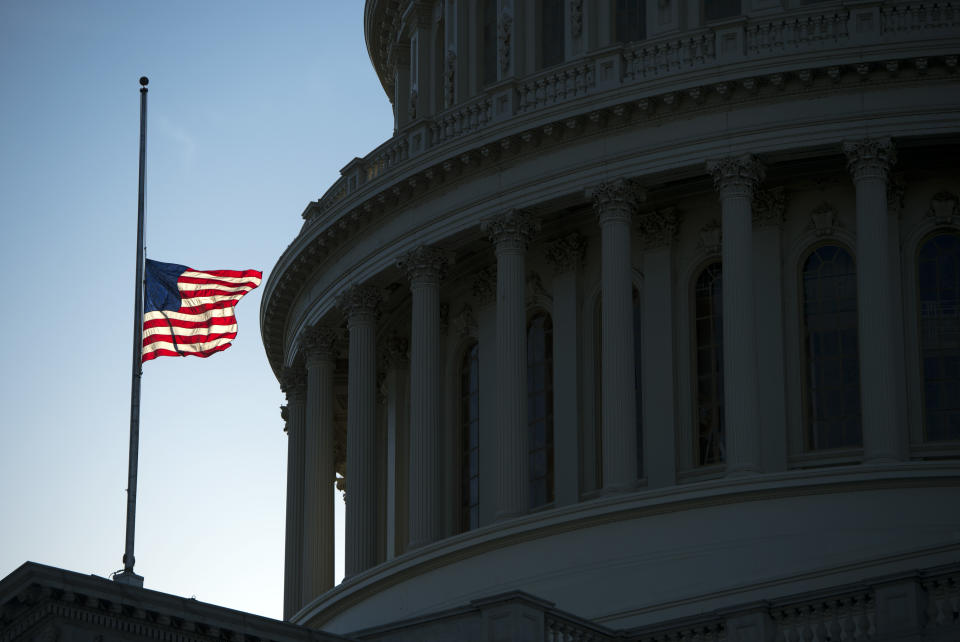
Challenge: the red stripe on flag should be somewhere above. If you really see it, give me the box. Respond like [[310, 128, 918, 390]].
[[142, 344, 233, 362], [143, 330, 238, 347], [189, 269, 263, 279], [144, 316, 237, 330], [178, 275, 261, 288]]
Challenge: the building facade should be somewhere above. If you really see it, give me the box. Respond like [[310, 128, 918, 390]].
[[260, 0, 960, 639]]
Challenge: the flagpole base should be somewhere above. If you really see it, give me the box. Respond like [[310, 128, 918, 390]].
[[113, 570, 144, 587]]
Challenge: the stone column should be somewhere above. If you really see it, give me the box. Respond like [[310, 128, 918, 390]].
[[843, 138, 904, 462], [301, 326, 338, 603], [545, 233, 587, 506], [706, 155, 764, 476], [591, 180, 643, 492], [336, 284, 382, 576], [280, 368, 306, 620], [397, 246, 450, 549], [481, 210, 540, 520], [636, 208, 681, 488]]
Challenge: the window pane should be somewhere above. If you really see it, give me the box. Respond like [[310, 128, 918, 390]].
[[540, 0, 565, 68], [802, 245, 862, 450], [528, 313, 554, 506], [919, 233, 960, 441], [694, 262, 724, 465], [459, 342, 480, 531]]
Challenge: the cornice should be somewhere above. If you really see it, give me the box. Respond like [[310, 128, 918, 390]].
[[260, 51, 958, 378]]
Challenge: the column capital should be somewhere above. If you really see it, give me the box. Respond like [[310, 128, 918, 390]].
[[336, 284, 382, 326], [706, 154, 765, 199], [481, 209, 541, 253], [636, 207, 682, 249], [280, 367, 306, 404], [545, 233, 587, 274], [280, 404, 289, 432], [588, 179, 645, 224], [843, 138, 897, 182], [396, 245, 452, 286], [303, 325, 339, 364], [472, 266, 497, 306]]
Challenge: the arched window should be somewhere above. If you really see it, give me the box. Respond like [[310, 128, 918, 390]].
[[540, 0, 565, 69], [482, 0, 498, 86], [694, 262, 724, 466], [918, 232, 960, 441], [528, 312, 554, 507], [615, 0, 646, 43], [593, 288, 643, 483], [459, 342, 480, 531], [801, 245, 861, 450]]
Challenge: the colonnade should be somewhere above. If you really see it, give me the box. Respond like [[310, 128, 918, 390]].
[[279, 138, 903, 619]]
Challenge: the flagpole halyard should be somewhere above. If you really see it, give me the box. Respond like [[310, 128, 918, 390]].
[[114, 76, 149, 587]]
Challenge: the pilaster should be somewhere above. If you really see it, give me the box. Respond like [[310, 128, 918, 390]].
[[706, 154, 764, 476], [545, 233, 587, 506], [843, 138, 904, 462], [481, 209, 540, 520], [590, 179, 644, 492], [336, 284, 383, 576]]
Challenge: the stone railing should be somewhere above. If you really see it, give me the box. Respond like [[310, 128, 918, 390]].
[[746, 8, 850, 56], [544, 612, 613, 642], [304, 1, 956, 225], [881, 2, 958, 35], [922, 569, 960, 631], [429, 94, 493, 145], [770, 589, 875, 641], [517, 62, 596, 113], [623, 32, 715, 81]]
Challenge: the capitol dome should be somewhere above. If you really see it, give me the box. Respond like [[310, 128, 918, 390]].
[[260, 1, 960, 639]]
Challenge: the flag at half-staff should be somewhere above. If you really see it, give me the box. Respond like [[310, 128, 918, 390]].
[[142, 259, 261, 362]]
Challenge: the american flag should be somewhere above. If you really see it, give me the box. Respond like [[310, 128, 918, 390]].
[[142, 259, 262, 362]]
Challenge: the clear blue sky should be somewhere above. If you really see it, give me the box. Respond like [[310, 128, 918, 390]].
[[0, 1, 393, 619]]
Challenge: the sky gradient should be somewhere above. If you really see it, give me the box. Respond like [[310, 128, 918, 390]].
[[0, 1, 393, 619]]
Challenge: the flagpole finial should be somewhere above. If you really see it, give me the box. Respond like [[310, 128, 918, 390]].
[[139, 76, 149, 87]]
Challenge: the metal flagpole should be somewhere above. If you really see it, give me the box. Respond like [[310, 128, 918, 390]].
[[114, 76, 149, 587]]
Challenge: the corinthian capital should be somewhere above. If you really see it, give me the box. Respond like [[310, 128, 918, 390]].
[[842, 138, 897, 182], [302, 325, 339, 363], [588, 178, 645, 224], [706, 154, 765, 199], [481, 209, 541, 253], [280, 366, 307, 403], [396, 245, 452, 285], [335, 284, 382, 325]]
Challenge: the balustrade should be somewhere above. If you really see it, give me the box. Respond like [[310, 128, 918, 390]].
[[923, 571, 960, 631], [770, 591, 875, 642]]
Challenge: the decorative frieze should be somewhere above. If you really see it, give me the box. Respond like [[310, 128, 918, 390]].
[[706, 155, 765, 200], [927, 191, 959, 225], [698, 220, 722, 255], [453, 304, 477, 338], [842, 138, 897, 182], [473, 266, 497, 305], [636, 207, 681, 249], [545, 233, 587, 273], [809, 202, 841, 237], [753, 187, 788, 227]]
